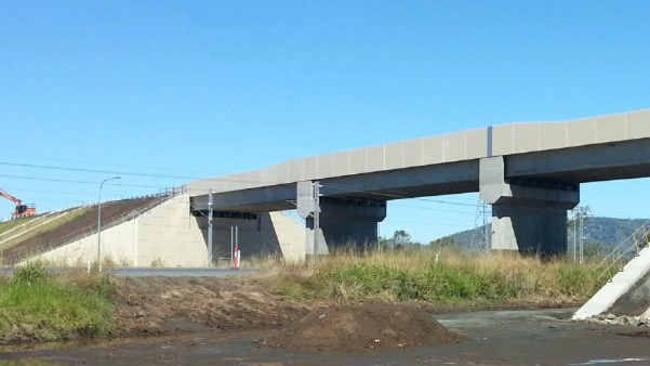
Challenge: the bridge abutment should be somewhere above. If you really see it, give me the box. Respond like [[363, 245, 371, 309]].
[[480, 157, 579, 256]]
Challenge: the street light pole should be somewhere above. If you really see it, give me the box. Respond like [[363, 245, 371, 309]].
[[97, 176, 121, 272]]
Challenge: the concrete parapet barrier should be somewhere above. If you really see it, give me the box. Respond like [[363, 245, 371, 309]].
[[574, 247, 650, 320]]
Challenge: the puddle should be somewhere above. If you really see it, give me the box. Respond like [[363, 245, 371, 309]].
[[570, 358, 649, 365]]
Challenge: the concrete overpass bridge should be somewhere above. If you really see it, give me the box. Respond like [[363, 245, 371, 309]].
[[187, 109, 650, 257]]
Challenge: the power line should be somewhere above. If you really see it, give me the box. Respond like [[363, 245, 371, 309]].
[[0, 160, 289, 186], [0, 173, 165, 189], [0, 161, 201, 180]]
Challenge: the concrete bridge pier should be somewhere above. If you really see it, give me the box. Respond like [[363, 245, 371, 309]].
[[480, 157, 579, 256], [301, 193, 386, 255]]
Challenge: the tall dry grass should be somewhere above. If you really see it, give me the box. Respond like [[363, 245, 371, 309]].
[[264, 248, 621, 308]]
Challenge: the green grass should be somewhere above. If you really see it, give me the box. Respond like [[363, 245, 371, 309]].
[[269, 249, 620, 307], [0, 263, 114, 344], [0, 217, 38, 237]]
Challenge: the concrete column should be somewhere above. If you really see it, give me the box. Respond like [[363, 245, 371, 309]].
[[480, 157, 579, 256], [301, 195, 386, 255]]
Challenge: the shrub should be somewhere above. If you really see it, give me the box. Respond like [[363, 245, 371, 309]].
[[11, 262, 48, 287]]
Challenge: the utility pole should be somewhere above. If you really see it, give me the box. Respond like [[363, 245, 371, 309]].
[[572, 209, 577, 262], [97, 176, 121, 272], [579, 212, 584, 264], [312, 181, 321, 257], [230, 224, 239, 266], [207, 190, 213, 267], [482, 203, 489, 251]]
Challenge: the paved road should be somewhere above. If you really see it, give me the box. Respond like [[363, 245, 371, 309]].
[[0, 266, 256, 277], [110, 267, 256, 277]]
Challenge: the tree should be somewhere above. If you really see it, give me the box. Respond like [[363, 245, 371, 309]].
[[392, 230, 412, 248]]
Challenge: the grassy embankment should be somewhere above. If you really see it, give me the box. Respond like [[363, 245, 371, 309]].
[[0, 264, 113, 343], [269, 249, 621, 309]]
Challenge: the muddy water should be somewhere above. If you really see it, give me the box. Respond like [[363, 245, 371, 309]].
[[2, 309, 650, 366]]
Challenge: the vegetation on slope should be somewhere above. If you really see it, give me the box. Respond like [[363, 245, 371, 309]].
[[0, 208, 88, 252], [0, 217, 39, 237], [270, 249, 621, 308], [0, 263, 114, 344]]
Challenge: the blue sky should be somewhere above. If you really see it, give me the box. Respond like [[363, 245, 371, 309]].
[[1, 1, 649, 241]]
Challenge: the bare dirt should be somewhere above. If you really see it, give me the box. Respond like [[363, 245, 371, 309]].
[[111, 276, 312, 337], [5, 309, 650, 365], [264, 302, 461, 352]]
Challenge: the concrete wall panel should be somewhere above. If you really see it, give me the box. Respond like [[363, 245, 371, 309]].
[[317, 154, 337, 178], [420, 136, 444, 165], [30, 195, 209, 267], [403, 140, 424, 167], [492, 125, 514, 156], [303, 156, 319, 181], [594, 114, 629, 143], [443, 132, 466, 162], [465, 129, 488, 159], [365, 146, 385, 172], [270, 212, 306, 262], [334, 152, 352, 177], [348, 149, 366, 175], [136, 195, 208, 267], [540, 123, 568, 150], [628, 110, 650, 139], [513, 124, 542, 153], [384, 142, 404, 170], [287, 159, 306, 182], [567, 118, 597, 146]]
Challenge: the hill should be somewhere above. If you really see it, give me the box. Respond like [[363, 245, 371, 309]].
[[436, 216, 650, 254]]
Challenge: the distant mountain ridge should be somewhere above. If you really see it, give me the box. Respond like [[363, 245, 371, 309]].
[[438, 217, 650, 251]]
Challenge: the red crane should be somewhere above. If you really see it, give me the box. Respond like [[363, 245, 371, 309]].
[[0, 189, 37, 219]]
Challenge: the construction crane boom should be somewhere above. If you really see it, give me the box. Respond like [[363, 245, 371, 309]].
[[0, 189, 22, 205], [0, 188, 37, 219]]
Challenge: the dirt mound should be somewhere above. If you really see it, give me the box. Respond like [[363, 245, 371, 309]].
[[266, 302, 462, 352], [112, 277, 311, 336]]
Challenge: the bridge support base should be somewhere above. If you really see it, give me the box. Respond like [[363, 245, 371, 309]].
[[480, 157, 579, 256], [304, 197, 386, 256]]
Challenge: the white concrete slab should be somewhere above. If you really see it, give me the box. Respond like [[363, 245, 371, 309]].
[[573, 247, 650, 320]]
